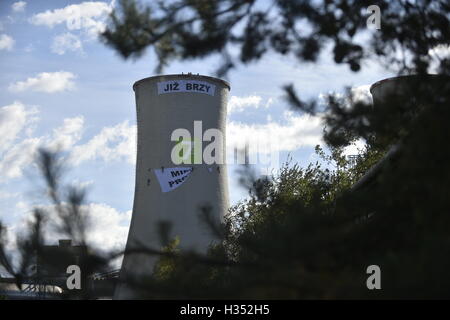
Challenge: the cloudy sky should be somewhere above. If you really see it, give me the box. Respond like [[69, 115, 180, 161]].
[[0, 1, 393, 256]]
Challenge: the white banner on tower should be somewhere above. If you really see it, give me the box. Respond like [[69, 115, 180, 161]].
[[153, 167, 193, 192], [157, 80, 216, 96]]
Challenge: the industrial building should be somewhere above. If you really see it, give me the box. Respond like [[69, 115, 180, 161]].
[[0, 239, 117, 299]]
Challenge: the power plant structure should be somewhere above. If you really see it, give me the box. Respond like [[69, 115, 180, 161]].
[[5, 74, 447, 299], [114, 74, 230, 299]]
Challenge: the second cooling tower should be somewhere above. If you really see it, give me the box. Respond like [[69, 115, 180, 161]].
[[115, 74, 230, 299]]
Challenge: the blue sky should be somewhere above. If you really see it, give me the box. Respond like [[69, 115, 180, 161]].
[[0, 0, 393, 255]]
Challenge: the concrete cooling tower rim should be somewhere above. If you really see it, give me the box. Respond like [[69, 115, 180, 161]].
[[133, 74, 231, 91], [370, 74, 450, 95]]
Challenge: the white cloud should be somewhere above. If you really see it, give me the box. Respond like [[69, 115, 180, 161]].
[[84, 203, 131, 252], [0, 137, 41, 180], [48, 116, 85, 151], [12, 1, 27, 12], [319, 84, 373, 108], [428, 45, 450, 73], [0, 103, 85, 181], [0, 102, 134, 182], [0, 101, 39, 153], [227, 111, 324, 155], [70, 121, 136, 165], [30, 1, 114, 38], [51, 32, 83, 55], [350, 85, 372, 104], [342, 138, 367, 157], [429, 44, 450, 59], [228, 95, 262, 113], [0, 34, 15, 51], [14, 201, 131, 255], [0, 102, 40, 181], [8, 71, 76, 93]]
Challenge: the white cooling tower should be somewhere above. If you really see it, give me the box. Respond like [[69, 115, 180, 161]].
[[114, 74, 230, 299]]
